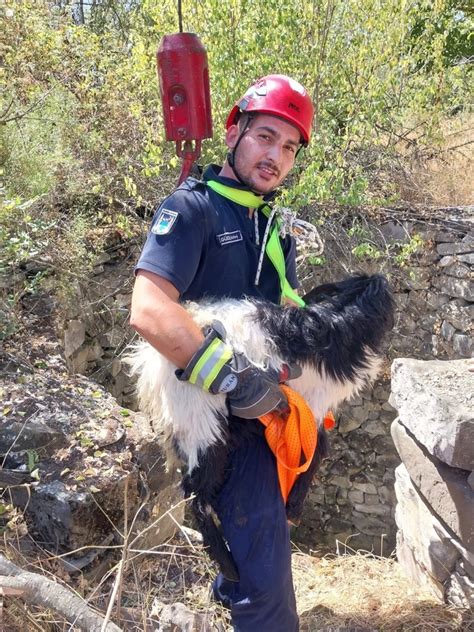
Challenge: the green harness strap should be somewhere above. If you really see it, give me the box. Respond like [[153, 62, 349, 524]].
[[205, 179, 305, 307]]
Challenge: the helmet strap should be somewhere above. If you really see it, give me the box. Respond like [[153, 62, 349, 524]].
[[226, 115, 262, 192]]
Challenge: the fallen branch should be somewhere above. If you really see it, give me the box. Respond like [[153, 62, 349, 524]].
[[0, 554, 122, 632]]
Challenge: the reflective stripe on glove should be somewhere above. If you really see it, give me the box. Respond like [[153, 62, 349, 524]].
[[175, 321, 301, 420]]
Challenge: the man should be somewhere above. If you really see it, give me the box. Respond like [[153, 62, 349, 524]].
[[130, 74, 314, 631]]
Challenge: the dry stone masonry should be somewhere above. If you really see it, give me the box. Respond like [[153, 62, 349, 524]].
[[390, 358, 473, 608], [59, 207, 473, 554]]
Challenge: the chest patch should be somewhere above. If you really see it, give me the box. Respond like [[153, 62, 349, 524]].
[[152, 209, 178, 235], [216, 230, 243, 246]]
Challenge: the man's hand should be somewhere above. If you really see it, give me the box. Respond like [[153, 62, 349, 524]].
[[176, 321, 301, 419]]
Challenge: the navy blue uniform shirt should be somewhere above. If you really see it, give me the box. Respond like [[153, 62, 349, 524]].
[[136, 165, 298, 304]]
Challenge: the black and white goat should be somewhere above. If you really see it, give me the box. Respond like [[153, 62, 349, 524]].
[[127, 274, 394, 580]]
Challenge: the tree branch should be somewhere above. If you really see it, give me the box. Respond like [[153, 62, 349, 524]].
[[0, 555, 122, 632]]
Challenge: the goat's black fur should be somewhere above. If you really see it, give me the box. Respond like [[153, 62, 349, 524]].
[[130, 274, 394, 583]]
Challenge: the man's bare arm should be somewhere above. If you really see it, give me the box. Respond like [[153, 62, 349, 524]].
[[130, 270, 204, 369]]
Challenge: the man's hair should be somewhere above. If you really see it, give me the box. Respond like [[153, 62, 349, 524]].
[[236, 112, 253, 132]]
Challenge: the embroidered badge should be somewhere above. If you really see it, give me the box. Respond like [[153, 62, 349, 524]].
[[216, 230, 243, 246], [152, 209, 179, 235]]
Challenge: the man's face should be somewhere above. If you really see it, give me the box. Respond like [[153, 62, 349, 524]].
[[225, 114, 301, 194]]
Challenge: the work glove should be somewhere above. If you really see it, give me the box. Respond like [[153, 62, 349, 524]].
[[175, 321, 301, 420]]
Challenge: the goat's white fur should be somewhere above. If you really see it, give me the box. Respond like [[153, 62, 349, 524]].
[[127, 298, 381, 472]]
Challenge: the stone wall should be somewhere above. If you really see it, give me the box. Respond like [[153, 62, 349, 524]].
[[390, 358, 473, 608], [60, 206, 473, 554]]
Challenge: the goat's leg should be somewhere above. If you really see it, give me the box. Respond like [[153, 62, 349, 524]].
[[182, 439, 240, 582]]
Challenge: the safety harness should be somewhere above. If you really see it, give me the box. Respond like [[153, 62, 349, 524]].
[[260, 385, 335, 503], [206, 180, 305, 307]]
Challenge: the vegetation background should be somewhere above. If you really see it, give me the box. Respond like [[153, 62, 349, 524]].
[[0, 2, 473, 629], [1, 0, 472, 287], [1, 0, 472, 330]]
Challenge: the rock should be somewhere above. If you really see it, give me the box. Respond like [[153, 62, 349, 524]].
[[373, 384, 390, 400], [380, 221, 412, 243], [94, 252, 112, 265], [401, 268, 431, 291], [132, 480, 185, 552], [395, 464, 459, 584], [452, 333, 473, 358], [3, 353, 183, 562], [440, 320, 456, 342], [443, 262, 471, 279], [365, 493, 382, 505], [348, 490, 364, 504], [353, 503, 391, 516], [437, 242, 474, 256], [435, 231, 465, 244], [391, 420, 474, 550], [329, 475, 351, 489], [64, 320, 86, 358], [458, 253, 474, 265], [396, 531, 444, 600], [325, 486, 338, 505], [110, 358, 122, 377], [99, 328, 126, 348], [375, 453, 401, 469], [363, 421, 385, 436], [352, 482, 377, 494], [0, 419, 66, 457], [68, 339, 104, 373], [445, 560, 474, 609], [432, 276, 473, 301], [352, 512, 389, 536], [440, 300, 473, 332], [424, 290, 450, 309], [378, 485, 396, 505], [115, 293, 132, 308], [469, 472, 474, 491], [372, 435, 395, 454], [438, 255, 456, 267], [13, 474, 139, 554], [155, 601, 216, 632], [390, 358, 474, 469], [338, 413, 364, 434]]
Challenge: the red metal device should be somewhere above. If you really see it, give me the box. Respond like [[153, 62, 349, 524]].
[[157, 33, 213, 185]]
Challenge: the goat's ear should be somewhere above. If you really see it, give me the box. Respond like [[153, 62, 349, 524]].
[[302, 281, 339, 305]]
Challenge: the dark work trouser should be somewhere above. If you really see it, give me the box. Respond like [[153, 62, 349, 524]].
[[212, 424, 298, 632]]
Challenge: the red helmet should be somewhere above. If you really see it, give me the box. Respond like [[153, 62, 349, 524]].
[[226, 74, 314, 145]]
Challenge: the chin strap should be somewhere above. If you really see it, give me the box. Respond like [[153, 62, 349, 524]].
[[205, 179, 305, 307], [226, 117, 257, 191]]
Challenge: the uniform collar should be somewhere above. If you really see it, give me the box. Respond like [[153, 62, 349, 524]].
[[203, 165, 277, 202]]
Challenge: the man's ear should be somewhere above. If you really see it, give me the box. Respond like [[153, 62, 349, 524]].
[[225, 124, 240, 149]]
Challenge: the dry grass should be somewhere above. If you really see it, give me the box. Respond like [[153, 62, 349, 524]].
[[393, 113, 474, 207], [2, 532, 472, 631], [294, 550, 472, 631]]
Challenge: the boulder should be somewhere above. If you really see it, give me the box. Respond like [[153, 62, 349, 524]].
[[391, 419, 474, 550], [1, 352, 183, 567], [395, 464, 460, 584], [396, 530, 444, 600], [390, 358, 474, 469]]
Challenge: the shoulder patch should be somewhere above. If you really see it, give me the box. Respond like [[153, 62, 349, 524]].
[[151, 209, 179, 235]]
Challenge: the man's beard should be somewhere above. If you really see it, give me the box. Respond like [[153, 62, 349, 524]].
[[236, 160, 280, 195]]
